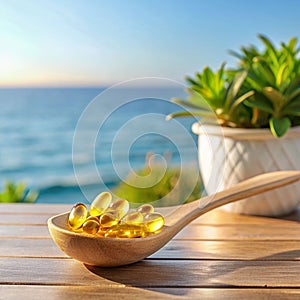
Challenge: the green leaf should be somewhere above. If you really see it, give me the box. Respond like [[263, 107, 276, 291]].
[[269, 117, 291, 137], [252, 57, 276, 85], [282, 97, 300, 116], [276, 63, 289, 87], [189, 84, 204, 94], [228, 49, 244, 60], [262, 87, 285, 109], [240, 45, 259, 63], [0, 193, 10, 203], [287, 37, 298, 52], [215, 62, 226, 93], [244, 92, 274, 114], [224, 71, 247, 109], [245, 73, 266, 91], [172, 98, 211, 110], [282, 41, 298, 58], [258, 34, 279, 66], [202, 66, 214, 87], [165, 110, 215, 120], [285, 76, 300, 97], [186, 75, 202, 87], [15, 182, 26, 200], [287, 87, 300, 102], [185, 88, 214, 110], [195, 72, 203, 83], [283, 109, 300, 117], [229, 90, 255, 114]]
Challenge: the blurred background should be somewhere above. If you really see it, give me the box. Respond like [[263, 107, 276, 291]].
[[1, 0, 300, 204]]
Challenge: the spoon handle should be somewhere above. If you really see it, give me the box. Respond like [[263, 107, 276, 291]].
[[169, 171, 300, 228]]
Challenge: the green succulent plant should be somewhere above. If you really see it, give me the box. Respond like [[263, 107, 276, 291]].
[[168, 35, 300, 137], [168, 64, 254, 128], [0, 181, 39, 203]]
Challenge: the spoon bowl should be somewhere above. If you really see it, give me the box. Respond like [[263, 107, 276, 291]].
[[48, 171, 300, 267]]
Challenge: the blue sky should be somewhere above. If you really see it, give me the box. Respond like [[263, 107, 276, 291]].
[[1, 0, 300, 87]]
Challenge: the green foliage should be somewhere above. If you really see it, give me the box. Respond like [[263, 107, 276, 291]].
[[0, 181, 39, 203], [168, 35, 300, 137], [113, 154, 202, 207]]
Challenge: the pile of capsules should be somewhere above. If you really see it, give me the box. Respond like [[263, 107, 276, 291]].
[[67, 191, 165, 238]]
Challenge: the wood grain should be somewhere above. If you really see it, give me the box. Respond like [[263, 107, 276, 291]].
[[1, 238, 300, 261], [0, 203, 72, 214], [193, 207, 300, 224], [0, 238, 68, 257], [0, 225, 50, 238], [1, 257, 300, 287], [0, 214, 50, 225], [1, 203, 300, 299], [2, 286, 300, 300], [173, 223, 300, 240]]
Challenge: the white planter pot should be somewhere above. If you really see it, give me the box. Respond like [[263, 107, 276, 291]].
[[192, 123, 300, 216]]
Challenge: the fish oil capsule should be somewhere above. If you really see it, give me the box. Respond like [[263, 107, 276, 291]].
[[99, 212, 119, 229], [143, 212, 164, 233], [104, 227, 119, 238], [90, 192, 112, 216], [96, 230, 106, 237], [137, 204, 155, 215], [82, 216, 100, 234], [122, 211, 143, 225], [117, 224, 144, 238], [84, 216, 99, 223], [107, 199, 129, 219], [68, 203, 88, 230]]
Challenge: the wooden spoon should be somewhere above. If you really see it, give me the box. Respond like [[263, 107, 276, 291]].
[[48, 171, 300, 267]]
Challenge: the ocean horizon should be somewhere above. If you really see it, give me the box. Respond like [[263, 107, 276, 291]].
[[0, 87, 199, 204]]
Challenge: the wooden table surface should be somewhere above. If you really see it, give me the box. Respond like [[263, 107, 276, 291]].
[[1, 203, 300, 299]]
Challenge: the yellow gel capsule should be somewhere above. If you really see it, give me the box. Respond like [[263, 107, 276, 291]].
[[85, 216, 99, 222], [107, 199, 129, 219], [82, 216, 100, 234], [90, 192, 112, 216], [117, 224, 144, 238], [104, 227, 119, 238], [143, 212, 164, 233], [68, 203, 88, 230], [96, 228, 106, 237], [137, 204, 155, 215], [122, 211, 143, 225], [99, 212, 119, 229]]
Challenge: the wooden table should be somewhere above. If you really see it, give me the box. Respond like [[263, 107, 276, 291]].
[[1, 203, 300, 299]]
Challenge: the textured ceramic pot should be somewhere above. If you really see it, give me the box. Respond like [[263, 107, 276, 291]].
[[192, 123, 300, 216]]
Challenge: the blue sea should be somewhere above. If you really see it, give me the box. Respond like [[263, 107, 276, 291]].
[[0, 87, 199, 203]]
